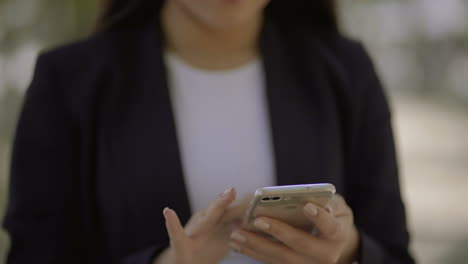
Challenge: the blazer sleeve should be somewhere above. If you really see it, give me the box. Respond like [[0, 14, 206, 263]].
[[342, 43, 415, 264], [122, 243, 169, 264], [3, 54, 81, 263], [3, 53, 169, 264]]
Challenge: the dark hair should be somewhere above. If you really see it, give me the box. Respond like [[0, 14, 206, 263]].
[[96, 0, 338, 33]]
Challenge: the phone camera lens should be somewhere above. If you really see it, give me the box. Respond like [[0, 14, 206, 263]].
[[272, 197, 281, 201], [262, 197, 271, 201]]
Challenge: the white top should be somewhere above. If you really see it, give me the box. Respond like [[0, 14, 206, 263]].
[[165, 52, 275, 264]]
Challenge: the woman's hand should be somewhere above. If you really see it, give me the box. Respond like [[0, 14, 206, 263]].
[[229, 194, 360, 264], [155, 187, 245, 264]]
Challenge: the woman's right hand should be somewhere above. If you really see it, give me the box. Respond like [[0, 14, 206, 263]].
[[154, 187, 240, 264]]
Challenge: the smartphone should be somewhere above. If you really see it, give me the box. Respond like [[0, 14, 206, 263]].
[[243, 183, 336, 233]]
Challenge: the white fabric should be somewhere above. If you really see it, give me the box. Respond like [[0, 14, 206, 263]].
[[165, 52, 275, 264]]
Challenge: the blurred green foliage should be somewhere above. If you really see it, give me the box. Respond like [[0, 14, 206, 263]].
[[0, 0, 99, 52]]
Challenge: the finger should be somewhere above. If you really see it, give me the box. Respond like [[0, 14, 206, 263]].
[[163, 208, 188, 251], [230, 230, 302, 264], [250, 217, 332, 257], [223, 194, 253, 224], [203, 187, 237, 227], [230, 241, 280, 264], [303, 203, 343, 239], [328, 194, 353, 218]]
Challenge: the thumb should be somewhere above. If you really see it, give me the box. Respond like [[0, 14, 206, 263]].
[[201, 187, 237, 229], [222, 193, 253, 224]]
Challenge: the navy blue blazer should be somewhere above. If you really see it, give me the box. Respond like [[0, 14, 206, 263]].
[[4, 18, 415, 264]]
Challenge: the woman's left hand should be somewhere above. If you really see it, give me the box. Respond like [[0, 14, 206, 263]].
[[229, 194, 359, 264]]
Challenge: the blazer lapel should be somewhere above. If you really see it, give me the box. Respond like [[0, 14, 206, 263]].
[[97, 19, 191, 253], [260, 22, 344, 188]]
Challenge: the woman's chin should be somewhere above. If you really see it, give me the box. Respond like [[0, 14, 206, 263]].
[[204, 12, 260, 30]]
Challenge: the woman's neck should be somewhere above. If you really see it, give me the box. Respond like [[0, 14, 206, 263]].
[[161, 1, 263, 70]]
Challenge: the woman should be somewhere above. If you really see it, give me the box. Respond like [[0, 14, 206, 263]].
[[4, 0, 415, 263]]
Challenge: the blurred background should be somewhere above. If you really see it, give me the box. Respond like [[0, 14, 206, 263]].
[[0, 0, 467, 262]]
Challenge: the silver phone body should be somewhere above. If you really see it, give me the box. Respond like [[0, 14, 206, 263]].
[[243, 183, 336, 232]]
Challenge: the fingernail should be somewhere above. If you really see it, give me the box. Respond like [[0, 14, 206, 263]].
[[230, 231, 247, 243], [253, 218, 270, 230], [305, 204, 318, 216], [325, 205, 333, 214], [229, 242, 242, 252], [220, 187, 233, 199], [163, 207, 170, 217]]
